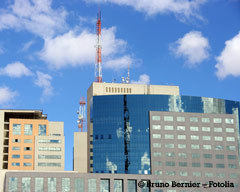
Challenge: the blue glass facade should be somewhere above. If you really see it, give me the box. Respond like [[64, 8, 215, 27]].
[[91, 95, 240, 174]]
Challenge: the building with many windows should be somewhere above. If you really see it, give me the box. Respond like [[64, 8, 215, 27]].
[[0, 110, 65, 171]]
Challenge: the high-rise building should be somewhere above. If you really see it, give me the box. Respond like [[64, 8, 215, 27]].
[[0, 109, 65, 171]]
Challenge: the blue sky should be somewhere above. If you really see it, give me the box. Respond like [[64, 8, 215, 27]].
[[0, 0, 239, 170]]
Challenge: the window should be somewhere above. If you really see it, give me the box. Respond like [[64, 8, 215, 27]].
[[226, 128, 234, 133], [165, 144, 174, 148], [152, 116, 160, 121], [229, 164, 237, 169], [165, 134, 174, 139], [154, 171, 163, 175], [152, 134, 161, 139], [12, 146, 20, 151], [191, 135, 199, 140], [153, 152, 161, 157], [216, 164, 225, 168], [12, 154, 20, 159], [191, 144, 200, 149], [205, 173, 213, 177], [152, 125, 160, 130], [23, 163, 32, 167], [24, 155, 32, 159], [190, 126, 198, 131], [13, 124, 21, 135], [215, 145, 224, 150], [227, 146, 236, 151], [202, 118, 210, 123], [178, 144, 186, 149], [177, 135, 186, 140], [35, 177, 44, 192], [203, 154, 212, 159], [9, 177, 18, 192], [226, 137, 235, 142], [12, 139, 20, 143], [214, 128, 222, 132], [75, 178, 84, 192], [202, 136, 211, 140], [38, 155, 61, 159], [177, 126, 185, 131], [204, 163, 213, 168], [24, 147, 32, 151], [203, 145, 211, 150], [178, 153, 187, 158], [230, 173, 238, 179], [48, 178, 56, 192], [38, 147, 61, 151], [225, 118, 234, 124], [190, 117, 198, 122], [192, 153, 200, 158], [214, 136, 223, 141], [114, 180, 123, 192], [154, 161, 162, 166], [164, 116, 173, 121], [192, 163, 201, 167], [164, 125, 174, 130], [128, 180, 137, 192], [192, 172, 201, 177], [24, 139, 32, 143], [216, 173, 225, 178], [24, 124, 32, 135], [202, 127, 210, 132], [153, 143, 161, 148], [88, 179, 97, 192], [177, 117, 185, 122], [62, 178, 70, 192], [228, 155, 237, 160], [38, 139, 61, 143], [166, 171, 176, 176], [12, 162, 20, 166], [38, 163, 61, 167], [166, 152, 175, 157], [179, 162, 187, 167], [22, 177, 31, 192], [214, 118, 222, 123], [180, 171, 188, 176], [38, 124, 46, 136]]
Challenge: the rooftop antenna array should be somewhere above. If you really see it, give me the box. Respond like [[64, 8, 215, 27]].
[[77, 97, 86, 132], [95, 7, 102, 82], [121, 63, 130, 84]]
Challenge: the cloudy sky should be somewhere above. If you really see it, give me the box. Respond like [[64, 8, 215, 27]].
[[0, 0, 239, 170]]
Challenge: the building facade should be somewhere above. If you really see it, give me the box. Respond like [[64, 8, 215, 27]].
[[0, 110, 65, 171]]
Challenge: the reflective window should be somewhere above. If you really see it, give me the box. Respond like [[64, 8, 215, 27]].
[[114, 180, 123, 192], [88, 179, 97, 192], [192, 172, 201, 177], [166, 152, 175, 157], [229, 164, 237, 169], [13, 124, 21, 135], [215, 145, 224, 150], [152, 134, 161, 139], [38, 139, 61, 143], [203, 154, 212, 159], [205, 173, 213, 177], [38, 163, 61, 167], [202, 118, 210, 123], [192, 163, 201, 167], [216, 154, 224, 159], [166, 171, 176, 176], [153, 152, 161, 157], [38, 147, 61, 151], [12, 139, 20, 143], [230, 173, 238, 179], [74, 178, 84, 192], [214, 128, 222, 132], [179, 162, 187, 167], [24, 124, 32, 135], [214, 136, 223, 141], [213, 118, 222, 123], [12, 162, 20, 166], [203, 145, 211, 150], [12, 154, 20, 159], [48, 178, 56, 192], [9, 177, 18, 192], [180, 171, 188, 176], [62, 178, 70, 192], [190, 117, 198, 122], [128, 180, 137, 192], [154, 171, 163, 175], [202, 127, 210, 132], [204, 163, 213, 168], [165, 144, 174, 148], [153, 143, 161, 148], [22, 177, 31, 192], [100, 179, 110, 192], [216, 173, 225, 178], [191, 135, 199, 140], [177, 135, 186, 140], [178, 153, 187, 158], [225, 118, 234, 124], [38, 155, 61, 159], [177, 117, 185, 122], [216, 164, 225, 168], [226, 137, 235, 142], [165, 134, 174, 139], [202, 136, 211, 140], [191, 144, 200, 149], [164, 125, 174, 130], [192, 153, 200, 158], [164, 116, 173, 121], [38, 124, 46, 136], [35, 177, 44, 192], [226, 128, 234, 133], [227, 146, 236, 151], [24, 147, 32, 151], [228, 155, 237, 160], [152, 125, 161, 130], [24, 139, 32, 143], [177, 126, 185, 131], [178, 144, 186, 149], [24, 155, 32, 159], [190, 126, 198, 131], [23, 163, 32, 167], [152, 116, 160, 121], [12, 146, 20, 151], [153, 161, 162, 166]]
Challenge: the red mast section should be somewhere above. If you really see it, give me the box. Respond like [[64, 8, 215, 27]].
[[95, 10, 102, 82]]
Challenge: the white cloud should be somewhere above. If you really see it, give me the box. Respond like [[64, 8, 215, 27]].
[[0, 62, 33, 78], [0, 86, 18, 106], [86, 0, 206, 19], [21, 40, 35, 52], [0, 0, 67, 38], [105, 55, 132, 70], [39, 27, 128, 69], [170, 31, 210, 67], [215, 32, 240, 79], [34, 71, 53, 100], [132, 74, 150, 84]]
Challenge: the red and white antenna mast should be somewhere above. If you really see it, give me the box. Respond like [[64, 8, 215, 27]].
[[95, 9, 102, 82], [77, 97, 86, 132]]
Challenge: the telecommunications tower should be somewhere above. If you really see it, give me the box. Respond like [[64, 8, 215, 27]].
[[95, 9, 102, 82]]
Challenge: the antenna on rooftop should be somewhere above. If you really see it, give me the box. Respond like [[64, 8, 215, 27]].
[[121, 63, 130, 84]]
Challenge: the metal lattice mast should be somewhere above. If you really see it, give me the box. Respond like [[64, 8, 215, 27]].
[[95, 9, 102, 82], [77, 97, 86, 132]]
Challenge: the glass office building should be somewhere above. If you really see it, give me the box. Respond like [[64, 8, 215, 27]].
[[91, 95, 240, 174]]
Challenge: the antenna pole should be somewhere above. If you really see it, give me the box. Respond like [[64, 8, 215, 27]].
[[95, 8, 102, 82]]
